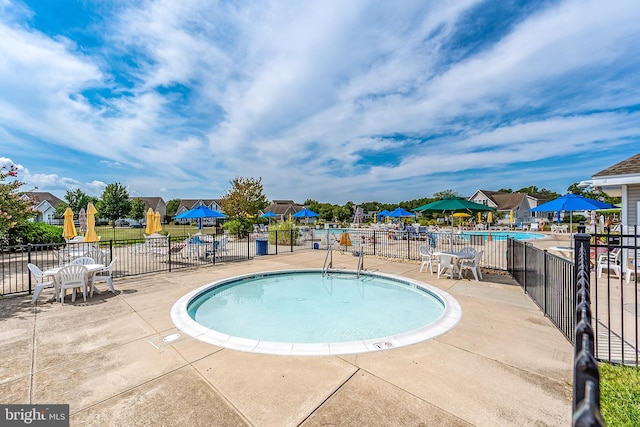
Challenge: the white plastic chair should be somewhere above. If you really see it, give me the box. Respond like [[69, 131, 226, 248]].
[[459, 247, 478, 258], [418, 245, 436, 274], [437, 254, 456, 279], [91, 257, 118, 296], [459, 250, 484, 281], [57, 264, 89, 304], [597, 249, 621, 278], [28, 263, 56, 304], [70, 256, 96, 265]]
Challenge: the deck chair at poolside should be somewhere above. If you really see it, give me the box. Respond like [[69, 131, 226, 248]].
[[28, 263, 57, 304], [596, 248, 621, 279], [418, 245, 436, 274], [459, 250, 484, 281]]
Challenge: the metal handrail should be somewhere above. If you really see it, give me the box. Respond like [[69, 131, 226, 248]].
[[322, 244, 333, 276], [356, 245, 364, 278]]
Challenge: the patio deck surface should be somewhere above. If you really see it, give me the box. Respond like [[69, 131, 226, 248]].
[[1, 238, 574, 426]]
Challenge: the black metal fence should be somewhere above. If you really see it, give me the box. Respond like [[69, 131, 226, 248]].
[[3, 227, 512, 296], [571, 232, 605, 426]]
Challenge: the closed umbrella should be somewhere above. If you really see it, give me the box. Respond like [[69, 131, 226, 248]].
[[78, 208, 87, 233], [145, 208, 155, 235], [63, 207, 77, 240], [84, 202, 100, 243], [487, 211, 493, 225], [154, 211, 162, 233], [509, 210, 514, 226]]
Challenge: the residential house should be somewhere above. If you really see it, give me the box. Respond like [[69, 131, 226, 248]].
[[260, 200, 303, 221], [137, 197, 167, 220], [587, 152, 640, 227], [25, 192, 63, 224], [469, 190, 548, 226]]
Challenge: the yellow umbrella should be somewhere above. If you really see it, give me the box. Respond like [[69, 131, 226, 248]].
[[477, 212, 482, 223], [373, 212, 377, 223], [487, 211, 493, 224], [509, 210, 514, 224], [63, 207, 77, 239], [145, 208, 155, 235], [452, 212, 470, 218], [154, 211, 162, 233], [84, 202, 100, 243]]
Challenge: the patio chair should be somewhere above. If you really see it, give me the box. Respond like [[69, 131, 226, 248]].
[[27, 263, 56, 304], [596, 248, 621, 278], [418, 245, 436, 274], [436, 254, 456, 279], [84, 249, 104, 264], [71, 256, 96, 265], [57, 264, 89, 304], [459, 250, 484, 281], [91, 257, 118, 296]]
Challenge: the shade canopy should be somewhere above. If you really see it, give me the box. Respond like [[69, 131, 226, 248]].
[[84, 202, 100, 243], [291, 208, 319, 218], [376, 210, 391, 221], [530, 194, 616, 213], [414, 197, 496, 214], [63, 207, 77, 239], [260, 212, 279, 218], [387, 207, 415, 218], [453, 212, 471, 218]]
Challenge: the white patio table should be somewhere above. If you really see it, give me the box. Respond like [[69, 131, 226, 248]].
[[433, 251, 475, 279], [44, 263, 106, 300]]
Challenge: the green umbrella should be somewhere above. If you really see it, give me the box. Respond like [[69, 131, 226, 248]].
[[414, 197, 496, 245], [414, 197, 496, 214]]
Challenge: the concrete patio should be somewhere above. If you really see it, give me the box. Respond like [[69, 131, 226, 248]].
[[1, 245, 573, 426]]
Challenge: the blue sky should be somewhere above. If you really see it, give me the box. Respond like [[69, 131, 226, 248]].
[[1, 0, 639, 205]]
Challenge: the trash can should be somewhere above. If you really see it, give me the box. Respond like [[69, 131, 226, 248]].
[[313, 242, 319, 250], [256, 239, 268, 256]]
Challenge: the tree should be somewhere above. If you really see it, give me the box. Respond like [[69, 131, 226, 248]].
[[166, 199, 181, 218], [219, 177, 269, 218], [99, 183, 131, 224], [129, 198, 146, 221], [433, 189, 460, 199], [0, 164, 36, 240], [65, 189, 97, 214]]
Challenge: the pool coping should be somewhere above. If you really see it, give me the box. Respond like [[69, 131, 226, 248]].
[[170, 268, 462, 356]]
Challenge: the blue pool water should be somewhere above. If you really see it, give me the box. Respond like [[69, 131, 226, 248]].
[[460, 231, 544, 241], [171, 270, 461, 355]]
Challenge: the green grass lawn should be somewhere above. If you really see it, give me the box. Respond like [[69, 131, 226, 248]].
[[599, 362, 640, 426], [92, 223, 218, 241]]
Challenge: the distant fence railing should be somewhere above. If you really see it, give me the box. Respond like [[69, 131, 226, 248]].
[[2, 227, 511, 296]]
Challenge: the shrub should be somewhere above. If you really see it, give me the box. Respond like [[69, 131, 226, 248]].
[[223, 218, 253, 237], [268, 221, 300, 245], [1, 221, 65, 246]]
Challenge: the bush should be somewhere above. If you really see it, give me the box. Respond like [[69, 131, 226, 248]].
[[1, 221, 65, 246], [222, 218, 253, 237], [268, 221, 300, 245]]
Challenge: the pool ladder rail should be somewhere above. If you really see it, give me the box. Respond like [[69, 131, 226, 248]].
[[322, 243, 364, 278]]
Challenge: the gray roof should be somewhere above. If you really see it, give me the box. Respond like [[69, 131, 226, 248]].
[[593, 152, 640, 177]]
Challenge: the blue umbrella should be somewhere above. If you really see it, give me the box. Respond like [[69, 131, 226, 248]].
[[531, 194, 616, 245], [387, 207, 415, 218], [292, 208, 319, 218], [376, 210, 391, 221], [260, 212, 279, 218], [174, 205, 226, 232]]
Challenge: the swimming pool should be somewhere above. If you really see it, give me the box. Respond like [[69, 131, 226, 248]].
[[460, 231, 545, 241], [171, 270, 461, 356]]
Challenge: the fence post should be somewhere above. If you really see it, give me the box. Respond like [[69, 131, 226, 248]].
[[27, 243, 32, 295]]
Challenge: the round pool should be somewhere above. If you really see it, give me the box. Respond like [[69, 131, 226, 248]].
[[171, 269, 461, 356]]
